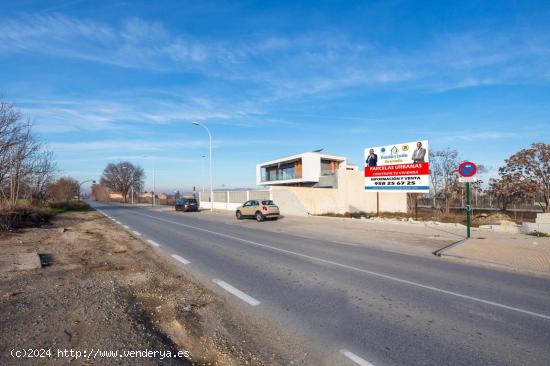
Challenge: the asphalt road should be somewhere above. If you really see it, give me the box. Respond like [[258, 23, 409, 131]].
[[91, 202, 550, 366]]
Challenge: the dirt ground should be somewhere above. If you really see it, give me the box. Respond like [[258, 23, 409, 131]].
[[0, 211, 297, 365]]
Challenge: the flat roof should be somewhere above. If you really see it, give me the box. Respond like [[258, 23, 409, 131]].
[[258, 151, 346, 167]]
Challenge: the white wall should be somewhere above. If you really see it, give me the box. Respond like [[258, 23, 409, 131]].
[[207, 170, 407, 216], [199, 190, 271, 211], [271, 170, 407, 215]]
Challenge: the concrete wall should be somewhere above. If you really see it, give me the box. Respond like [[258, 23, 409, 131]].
[[200, 171, 407, 216], [271, 170, 407, 216], [271, 186, 339, 216], [522, 213, 550, 234], [198, 190, 271, 211]]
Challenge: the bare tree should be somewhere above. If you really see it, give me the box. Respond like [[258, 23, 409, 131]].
[[100, 162, 145, 203], [28, 150, 57, 203], [488, 172, 536, 211], [428, 150, 443, 208], [429, 148, 460, 214], [0, 100, 55, 208], [91, 183, 110, 202], [0, 101, 22, 201], [494, 143, 549, 212], [47, 177, 79, 203]]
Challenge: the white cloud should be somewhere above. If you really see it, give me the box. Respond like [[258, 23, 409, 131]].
[[49, 137, 300, 154], [0, 14, 208, 70], [2, 13, 550, 108], [17, 92, 263, 133]]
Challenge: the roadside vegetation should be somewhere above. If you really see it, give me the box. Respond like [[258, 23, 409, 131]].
[[0, 100, 88, 231]]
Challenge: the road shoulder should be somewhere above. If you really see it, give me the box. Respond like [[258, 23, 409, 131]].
[[437, 235, 550, 278], [0, 210, 300, 365]]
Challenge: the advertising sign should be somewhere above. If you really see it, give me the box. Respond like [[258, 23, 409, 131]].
[[364, 140, 429, 192]]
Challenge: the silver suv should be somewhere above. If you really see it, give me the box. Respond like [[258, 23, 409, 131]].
[[236, 200, 280, 222]]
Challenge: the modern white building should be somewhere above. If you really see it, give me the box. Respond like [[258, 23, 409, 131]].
[[201, 150, 407, 215], [256, 151, 353, 188]]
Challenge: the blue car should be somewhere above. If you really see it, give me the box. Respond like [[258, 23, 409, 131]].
[[175, 197, 199, 212]]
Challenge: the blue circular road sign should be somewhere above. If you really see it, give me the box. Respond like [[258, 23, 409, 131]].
[[458, 161, 477, 177]]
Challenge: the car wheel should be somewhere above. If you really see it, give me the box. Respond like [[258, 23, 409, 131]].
[[255, 211, 264, 222], [236, 211, 242, 220]]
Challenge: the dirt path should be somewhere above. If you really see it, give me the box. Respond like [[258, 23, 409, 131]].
[[0, 211, 296, 365]]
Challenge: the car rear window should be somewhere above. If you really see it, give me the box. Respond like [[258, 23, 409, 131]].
[[262, 200, 275, 205], [179, 198, 197, 203]]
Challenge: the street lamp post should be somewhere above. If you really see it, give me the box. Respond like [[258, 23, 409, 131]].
[[77, 179, 96, 201], [143, 156, 156, 206], [201, 154, 206, 193], [192, 122, 213, 212]]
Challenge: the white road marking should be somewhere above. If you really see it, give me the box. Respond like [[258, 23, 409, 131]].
[[133, 211, 550, 321], [123, 225, 130, 229], [131, 230, 141, 236], [147, 239, 160, 247], [171, 254, 191, 265], [212, 279, 260, 306], [340, 349, 375, 366]]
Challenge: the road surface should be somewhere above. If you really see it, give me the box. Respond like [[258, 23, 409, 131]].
[[91, 202, 550, 366]]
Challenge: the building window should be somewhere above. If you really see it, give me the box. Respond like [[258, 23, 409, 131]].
[[321, 159, 340, 176], [261, 159, 302, 182]]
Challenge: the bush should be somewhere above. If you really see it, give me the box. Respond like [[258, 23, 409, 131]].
[[48, 201, 91, 214], [0, 207, 52, 231]]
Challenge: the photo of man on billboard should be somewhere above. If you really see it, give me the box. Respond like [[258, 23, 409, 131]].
[[366, 148, 378, 167], [411, 141, 426, 163]]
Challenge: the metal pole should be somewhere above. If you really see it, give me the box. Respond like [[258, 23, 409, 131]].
[[193, 122, 213, 212], [376, 192, 380, 216], [152, 158, 156, 206], [209, 130, 213, 212], [131, 185, 134, 205], [201, 155, 206, 193], [466, 182, 471, 239], [415, 193, 418, 221]]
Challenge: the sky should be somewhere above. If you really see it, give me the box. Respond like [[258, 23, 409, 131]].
[[1, 0, 549, 193]]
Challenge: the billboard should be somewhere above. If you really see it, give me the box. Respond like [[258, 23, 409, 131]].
[[364, 140, 429, 192]]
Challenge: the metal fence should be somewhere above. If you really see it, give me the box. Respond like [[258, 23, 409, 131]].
[[198, 190, 272, 210], [417, 193, 546, 211]]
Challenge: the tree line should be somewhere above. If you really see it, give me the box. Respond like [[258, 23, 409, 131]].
[[428, 143, 549, 213]]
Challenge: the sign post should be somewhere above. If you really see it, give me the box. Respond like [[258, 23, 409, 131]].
[[458, 161, 477, 239], [466, 182, 470, 238]]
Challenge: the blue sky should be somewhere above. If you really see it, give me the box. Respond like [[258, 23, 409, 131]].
[[1, 0, 549, 192]]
